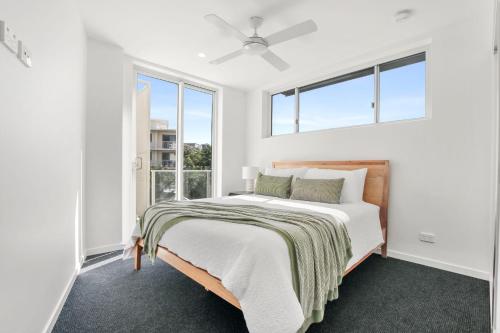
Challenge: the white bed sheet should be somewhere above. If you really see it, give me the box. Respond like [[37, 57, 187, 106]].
[[125, 195, 383, 333]]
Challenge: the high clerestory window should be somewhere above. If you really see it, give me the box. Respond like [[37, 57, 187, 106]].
[[271, 52, 426, 135]]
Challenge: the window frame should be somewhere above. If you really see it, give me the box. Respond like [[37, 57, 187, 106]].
[[270, 89, 297, 136], [267, 47, 430, 137], [134, 67, 218, 201]]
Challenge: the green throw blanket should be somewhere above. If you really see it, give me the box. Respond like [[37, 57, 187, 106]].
[[140, 201, 352, 332]]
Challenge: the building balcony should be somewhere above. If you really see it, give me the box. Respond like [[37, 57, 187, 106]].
[[162, 160, 176, 168], [151, 160, 176, 169], [150, 141, 176, 150]]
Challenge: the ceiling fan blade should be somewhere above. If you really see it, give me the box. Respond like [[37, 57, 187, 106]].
[[265, 19, 318, 46], [209, 49, 244, 65], [261, 50, 290, 71], [204, 14, 248, 43]]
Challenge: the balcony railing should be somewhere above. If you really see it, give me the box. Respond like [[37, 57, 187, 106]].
[[150, 141, 176, 150], [151, 169, 212, 203], [151, 160, 176, 168], [161, 160, 176, 168]]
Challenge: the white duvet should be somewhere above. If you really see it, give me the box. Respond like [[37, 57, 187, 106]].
[[124, 195, 384, 333]]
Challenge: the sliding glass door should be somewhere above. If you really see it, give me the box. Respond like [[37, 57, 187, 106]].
[[183, 85, 213, 199], [135, 73, 214, 214]]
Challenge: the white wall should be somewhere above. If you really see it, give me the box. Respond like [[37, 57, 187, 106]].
[[0, 0, 87, 331], [245, 9, 496, 279], [85, 38, 124, 254], [220, 87, 247, 195]]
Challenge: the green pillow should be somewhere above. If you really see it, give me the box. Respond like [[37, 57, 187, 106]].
[[255, 173, 293, 199], [290, 178, 345, 204]]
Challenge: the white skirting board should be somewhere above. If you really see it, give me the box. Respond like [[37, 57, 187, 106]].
[[386, 249, 490, 281], [87, 244, 488, 279], [42, 268, 78, 333], [86, 243, 124, 256]]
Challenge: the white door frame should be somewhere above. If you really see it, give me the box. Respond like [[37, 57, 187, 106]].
[[130, 65, 219, 210], [492, 1, 500, 331]]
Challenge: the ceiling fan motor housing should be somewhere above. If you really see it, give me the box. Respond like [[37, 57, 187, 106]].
[[243, 36, 268, 55]]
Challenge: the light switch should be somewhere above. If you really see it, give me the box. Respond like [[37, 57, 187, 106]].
[[0, 20, 18, 54], [17, 40, 32, 67]]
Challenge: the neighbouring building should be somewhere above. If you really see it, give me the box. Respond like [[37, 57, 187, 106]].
[[150, 119, 176, 169]]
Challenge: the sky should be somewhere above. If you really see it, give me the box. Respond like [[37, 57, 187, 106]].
[[137, 73, 213, 144], [272, 61, 426, 135], [137, 60, 425, 140]]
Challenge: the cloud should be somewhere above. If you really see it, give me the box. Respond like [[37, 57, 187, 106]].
[[273, 116, 294, 126], [381, 95, 424, 108], [273, 105, 373, 131], [185, 109, 212, 120], [150, 106, 177, 120]]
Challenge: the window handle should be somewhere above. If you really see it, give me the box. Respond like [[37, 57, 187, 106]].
[[135, 157, 143, 170]]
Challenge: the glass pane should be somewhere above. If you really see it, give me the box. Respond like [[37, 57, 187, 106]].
[[271, 91, 295, 135], [136, 74, 178, 205], [183, 86, 213, 200], [379, 56, 426, 122], [299, 69, 374, 132]]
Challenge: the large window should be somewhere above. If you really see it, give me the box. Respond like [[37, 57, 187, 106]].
[[299, 68, 374, 132], [271, 52, 426, 135], [379, 53, 426, 122], [271, 91, 295, 135], [135, 73, 215, 217]]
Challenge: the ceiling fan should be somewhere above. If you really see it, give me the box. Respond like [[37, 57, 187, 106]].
[[204, 14, 318, 71]]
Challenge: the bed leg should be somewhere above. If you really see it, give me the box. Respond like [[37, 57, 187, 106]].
[[134, 243, 142, 271], [381, 243, 387, 258]]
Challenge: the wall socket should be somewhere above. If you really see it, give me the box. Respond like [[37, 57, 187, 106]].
[[0, 20, 18, 53], [419, 232, 436, 243]]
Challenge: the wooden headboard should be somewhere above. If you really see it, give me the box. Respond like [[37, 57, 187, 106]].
[[273, 160, 390, 256]]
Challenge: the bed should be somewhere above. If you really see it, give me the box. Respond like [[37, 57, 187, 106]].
[[127, 160, 389, 332]]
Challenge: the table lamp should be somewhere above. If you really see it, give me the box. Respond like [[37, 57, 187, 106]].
[[242, 166, 259, 192]]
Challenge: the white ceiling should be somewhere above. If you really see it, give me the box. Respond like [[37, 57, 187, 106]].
[[77, 0, 476, 91]]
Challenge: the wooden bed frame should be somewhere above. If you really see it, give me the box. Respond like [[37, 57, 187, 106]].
[[134, 160, 390, 310]]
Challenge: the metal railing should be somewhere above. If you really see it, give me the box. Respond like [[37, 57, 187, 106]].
[[150, 141, 176, 150], [150, 169, 212, 203], [150, 160, 176, 168], [161, 160, 176, 168]]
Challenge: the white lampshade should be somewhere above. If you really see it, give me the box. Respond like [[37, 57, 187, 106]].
[[242, 166, 259, 180]]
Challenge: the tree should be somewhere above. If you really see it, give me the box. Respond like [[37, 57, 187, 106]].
[[183, 144, 212, 199], [184, 145, 211, 170]]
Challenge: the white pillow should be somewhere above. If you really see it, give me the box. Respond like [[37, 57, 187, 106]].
[[264, 167, 308, 180], [304, 168, 368, 203]]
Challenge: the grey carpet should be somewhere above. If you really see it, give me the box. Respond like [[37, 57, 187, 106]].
[[53, 255, 490, 333]]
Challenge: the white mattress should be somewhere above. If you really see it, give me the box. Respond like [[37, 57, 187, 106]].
[[126, 195, 383, 333]]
